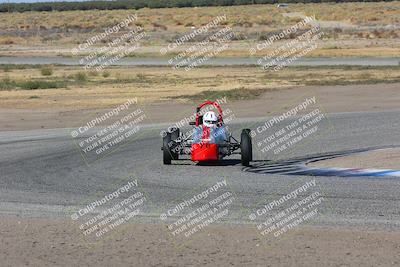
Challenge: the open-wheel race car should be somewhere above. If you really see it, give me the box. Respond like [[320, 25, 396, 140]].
[[162, 100, 252, 166]]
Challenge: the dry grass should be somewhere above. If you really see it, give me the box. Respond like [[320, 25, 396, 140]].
[[0, 65, 399, 109], [0, 2, 399, 58], [1, 2, 399, 32]]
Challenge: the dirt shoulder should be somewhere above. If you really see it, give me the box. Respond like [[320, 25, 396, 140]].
[[1, 83, 399, 131], [1, 216, 399, 267], [309, 148, 400, 170]]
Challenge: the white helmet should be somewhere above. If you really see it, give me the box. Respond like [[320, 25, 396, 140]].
[[203, 111, 218, 127]]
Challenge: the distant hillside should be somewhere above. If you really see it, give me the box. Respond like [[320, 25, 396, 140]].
[[0, 0, 395, 13]]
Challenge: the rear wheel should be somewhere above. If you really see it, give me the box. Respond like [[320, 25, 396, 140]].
[[163, 132, 173, 165], [241, 129, 252, 166]]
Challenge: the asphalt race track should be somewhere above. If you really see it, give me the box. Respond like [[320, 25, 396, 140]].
[[1, 110, 400, 231]]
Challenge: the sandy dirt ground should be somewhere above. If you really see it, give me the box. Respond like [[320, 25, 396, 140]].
[[2, 39, 400, 58], [309, 148, 400, 170], [1, 216, 399, 267], [1, 83, 399, 132]]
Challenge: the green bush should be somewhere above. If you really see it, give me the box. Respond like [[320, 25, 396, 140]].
[[74, 72, 87, 82], [0, 78, 66, 90], [102, 71, 111, 78], [173, 87, 271, 101], [3, 65, 11, 72], [40, 66, 54, 76], [19, 81, 65, 90], [0, 77, 16, 90]]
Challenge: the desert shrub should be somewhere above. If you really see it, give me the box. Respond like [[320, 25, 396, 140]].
[[19, 80, 65, 90], [40, 65, 53, 76], [102, 71, 111, 78], [74, 71, 87, 82], [3, 65, 11, 72]]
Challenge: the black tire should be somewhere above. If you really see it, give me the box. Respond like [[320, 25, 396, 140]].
[[170, 127, 180, 140], [163, 132, 173, 165], [169, 127, 180, 160], [241, 129, 253, 166]]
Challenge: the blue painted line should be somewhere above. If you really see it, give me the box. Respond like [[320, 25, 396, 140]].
[[283, 167, 400, 178], [373, 170, 400, 176]]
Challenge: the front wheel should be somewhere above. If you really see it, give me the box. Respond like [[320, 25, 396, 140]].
[[241, 129, 252, 166], [169, 127, 180, 160], [163, 132, 173, 165]]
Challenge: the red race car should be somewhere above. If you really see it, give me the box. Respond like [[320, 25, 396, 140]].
[[162, 101, 252, 166]]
